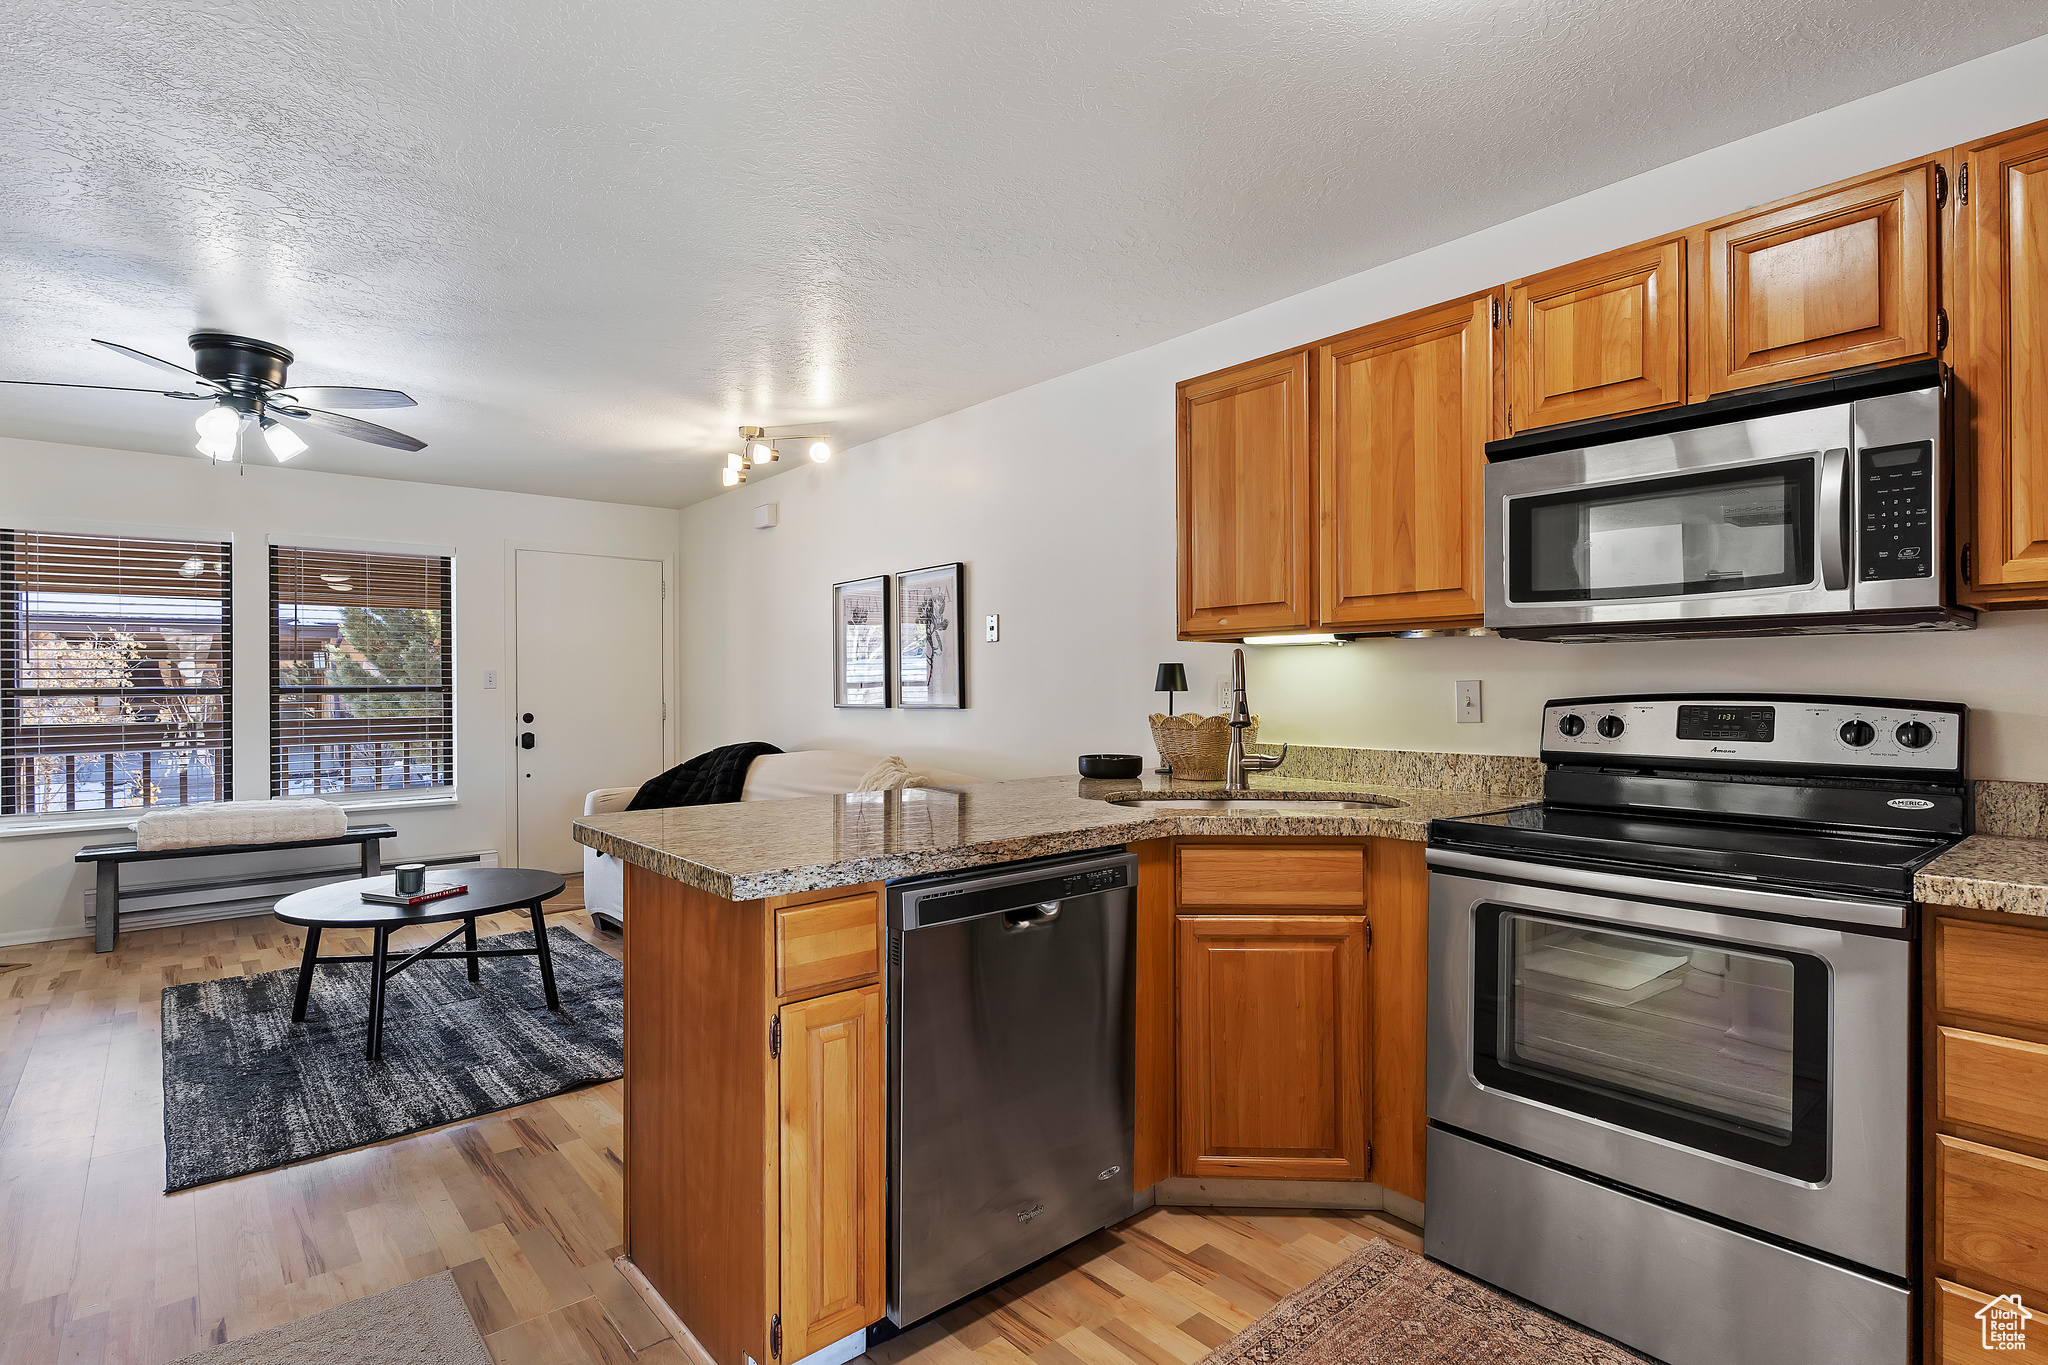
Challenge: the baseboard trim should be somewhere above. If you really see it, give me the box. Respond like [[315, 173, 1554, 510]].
[[615, 1256, 717, 1365], [1150, 1175, 1425, 1225]]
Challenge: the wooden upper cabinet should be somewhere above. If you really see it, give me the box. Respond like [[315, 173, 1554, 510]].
[[1176, 914, 1369, 1181], [1508, 237, 1685, 432], [1960, 121, 2048, 593], [1316, 294, 1497, 629], [1698, 163, 1937, 396], [778, 985, 885, 1361], [1176, 351, 1315, 637]]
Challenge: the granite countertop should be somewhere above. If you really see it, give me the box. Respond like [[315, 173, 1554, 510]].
[[1916, 835, 2048, 917], [573, 771, 1531, 901]]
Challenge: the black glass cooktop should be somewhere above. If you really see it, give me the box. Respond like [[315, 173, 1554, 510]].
[[1430, 803, 1959, 899]]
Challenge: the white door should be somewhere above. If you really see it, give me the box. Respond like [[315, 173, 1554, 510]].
[[515, 550, 666, 872]]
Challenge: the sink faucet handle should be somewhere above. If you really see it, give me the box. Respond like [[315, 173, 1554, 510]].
[[1240, 741, 1288, 773]]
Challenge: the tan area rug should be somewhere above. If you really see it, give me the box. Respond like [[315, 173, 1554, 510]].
[[1209, 1237, 1653, 1365], [167, 1270, 492, 1365]]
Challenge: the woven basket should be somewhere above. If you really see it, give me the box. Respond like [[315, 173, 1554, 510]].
[[1148, 713, 1257, 782]]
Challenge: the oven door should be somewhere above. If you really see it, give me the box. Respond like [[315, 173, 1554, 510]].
[[1427, 855, 1910, 1277], [1485, 403, 1855, 635]]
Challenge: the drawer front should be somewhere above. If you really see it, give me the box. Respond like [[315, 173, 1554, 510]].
[[1935, 1278, 2038, 1360], [776, 894, 880, 999], [1936, 919, 2048, 1031], [1177, 845, 1365, 909], [1937, 1134, 2048, 1298], [1939, 1026, 2048, 1146]]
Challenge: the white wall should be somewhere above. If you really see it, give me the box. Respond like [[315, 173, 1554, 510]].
[[0, 436, 680, 944], [679, 35, 2048, 786]]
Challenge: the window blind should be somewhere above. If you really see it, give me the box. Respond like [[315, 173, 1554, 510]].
[[271, 545, 453, 797], [1, 530, 232, 817]]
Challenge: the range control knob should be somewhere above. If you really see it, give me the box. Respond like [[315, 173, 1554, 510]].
[[1839, 720, 1877, 748], [1896, 720, 1935, 750], [1557, 713, 1586, 737], [1597, 715, 1626, 739]]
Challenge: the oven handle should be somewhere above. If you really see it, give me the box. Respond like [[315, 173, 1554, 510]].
[[1819, 446, 1851, 592], [1424, 846, 1907, 930]]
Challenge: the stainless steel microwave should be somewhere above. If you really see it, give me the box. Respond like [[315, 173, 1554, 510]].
[[1483, 361, 1974, 640]]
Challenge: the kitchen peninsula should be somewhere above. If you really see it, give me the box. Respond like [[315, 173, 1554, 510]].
[[571, 763, 1533, 1365]]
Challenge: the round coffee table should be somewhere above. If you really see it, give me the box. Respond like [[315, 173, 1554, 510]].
[[274, 867, 568, 1061]]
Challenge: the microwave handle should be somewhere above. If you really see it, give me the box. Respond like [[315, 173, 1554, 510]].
[[1819, 447, 1851, 592]]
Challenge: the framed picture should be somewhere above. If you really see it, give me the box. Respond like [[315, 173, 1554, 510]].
[[897, 562, 964, 709], [833, 575, 891, 708]]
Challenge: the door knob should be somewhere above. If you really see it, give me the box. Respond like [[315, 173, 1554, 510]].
[[520, 732, 535, 750]]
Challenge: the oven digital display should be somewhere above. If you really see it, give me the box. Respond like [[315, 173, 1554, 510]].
[[1676, 704, 1775, 742]]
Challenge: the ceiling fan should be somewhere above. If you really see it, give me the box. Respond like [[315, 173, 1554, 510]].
[[0, 332, 426, 461]]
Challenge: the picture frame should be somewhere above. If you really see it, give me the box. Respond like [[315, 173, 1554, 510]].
[[896, 562, 964, 709], [832, 575, 891, 708]]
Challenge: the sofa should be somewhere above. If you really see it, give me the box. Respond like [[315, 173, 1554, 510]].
[[581, 749, 985, 929]]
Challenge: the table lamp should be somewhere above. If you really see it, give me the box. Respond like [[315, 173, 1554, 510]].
[[1154, 663, 1188, 773]]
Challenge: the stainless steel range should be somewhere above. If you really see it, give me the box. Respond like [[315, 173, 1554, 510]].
[[1425, 694, 1967, 1365]]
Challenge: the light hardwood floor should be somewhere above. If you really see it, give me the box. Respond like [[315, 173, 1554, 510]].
[[0, 886, 1417, 1365]]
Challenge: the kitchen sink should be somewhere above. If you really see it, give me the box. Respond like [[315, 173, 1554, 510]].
[[1106, 795, 1402, 811]]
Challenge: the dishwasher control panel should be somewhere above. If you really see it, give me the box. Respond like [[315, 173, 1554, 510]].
[[889, 848, 1135, 929]]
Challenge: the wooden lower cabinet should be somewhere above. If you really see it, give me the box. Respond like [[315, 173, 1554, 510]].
[[778, 985, 886, 1360], [1176, 913, 1369, 1180], [1136, 836, 1431, 1201], [1926, 904, 2048, 1361], [623, 865, 886, 1365]]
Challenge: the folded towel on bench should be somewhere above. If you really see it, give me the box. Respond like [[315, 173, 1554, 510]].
[[135, 799, 349, 851]]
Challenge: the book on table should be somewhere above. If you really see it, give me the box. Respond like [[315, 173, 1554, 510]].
[[360, 879, 469, 907]]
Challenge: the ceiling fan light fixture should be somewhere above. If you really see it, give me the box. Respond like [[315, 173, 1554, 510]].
[[262, 417, 308, 461]]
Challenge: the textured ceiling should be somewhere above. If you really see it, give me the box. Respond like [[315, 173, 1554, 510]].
[[1, 1, 2044, 506]]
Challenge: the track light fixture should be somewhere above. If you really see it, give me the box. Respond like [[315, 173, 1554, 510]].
[[727, 425, 833, 483]]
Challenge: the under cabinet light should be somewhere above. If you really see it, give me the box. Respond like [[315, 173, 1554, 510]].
[[1242, 633, 1346, 646]]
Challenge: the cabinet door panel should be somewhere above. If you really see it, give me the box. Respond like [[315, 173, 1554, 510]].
[[1934, 1278, 2032, 1362], [1935, 1133, 2048, 1300], [1938, 1026, 2048, 1147], [1176, 915, 1368, 1180], [1963, 125, 2048, 591], [1509, 239, 1684, 431], [1703, 164, 1934, 394], [1935, 917, 2048, 1032], [1177, 352, 1314, 637], [1317, 295, 1494, 629], [779, 985, 885, 1360]]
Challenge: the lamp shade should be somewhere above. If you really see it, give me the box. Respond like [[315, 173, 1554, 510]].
[[1154, 663, 1188, 693]]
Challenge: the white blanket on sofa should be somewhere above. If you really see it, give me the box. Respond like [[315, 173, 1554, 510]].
[[135, 799, 348, 851]]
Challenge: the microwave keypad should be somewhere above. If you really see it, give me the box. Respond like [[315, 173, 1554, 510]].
[[1858, 441, 1933, 581]]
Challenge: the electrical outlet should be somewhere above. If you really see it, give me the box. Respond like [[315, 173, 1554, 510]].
[[1216, 676, 1232, 712], [483, 669, 498, 690], [1456, 679, 1483, 723], [985, 614, 1000, 642]]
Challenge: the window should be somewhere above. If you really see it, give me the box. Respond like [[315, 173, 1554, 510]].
[[271, 546, 452, 797], [1, 530, 232, 817]]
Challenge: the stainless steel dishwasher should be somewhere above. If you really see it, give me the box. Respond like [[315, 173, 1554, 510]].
[[887, 847, 1137, 1326]]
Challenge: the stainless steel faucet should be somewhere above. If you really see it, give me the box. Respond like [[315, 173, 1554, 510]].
[[1226, 647, 1287, 789]]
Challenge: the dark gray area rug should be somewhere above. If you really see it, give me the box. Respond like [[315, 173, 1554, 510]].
[[161, 926, 622, 1191]]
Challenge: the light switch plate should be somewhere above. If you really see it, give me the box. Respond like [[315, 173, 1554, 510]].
[[985, 613, 1000, 642], [1456, 679, 1483, 723]]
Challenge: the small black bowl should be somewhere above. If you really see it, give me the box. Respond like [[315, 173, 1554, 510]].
[[1079, 753, 1144, 779]]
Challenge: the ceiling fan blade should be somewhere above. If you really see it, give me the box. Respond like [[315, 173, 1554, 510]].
[[271, 385, 416, 409], [91, 338, 216, 384], [0, 378, 212, 398], [273, 405, 427, 452]]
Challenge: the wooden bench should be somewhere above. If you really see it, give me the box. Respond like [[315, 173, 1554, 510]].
[[75, 824, 397, 953]]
